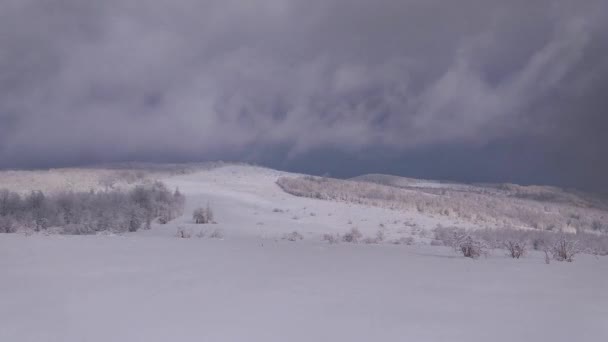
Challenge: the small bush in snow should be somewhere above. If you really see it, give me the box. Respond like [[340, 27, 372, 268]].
[[503, 240, 527, 259], [209, 228, 224, 239], [376, 230, 385, 242], [551, 235, 580, 262], [392, 236, 415, 245], [591, 220, 604, 232], [176, 226, 191, 238], [342, 228, 363, 243], [283, 231, 304, 242], [532, 237, 547, 251], [363, 230, 386, 244], [362, 237, 377, 244], [543, 248, 551, 264], [61, 224, 94, 235], [322, 233, 340, 244], [449, 231, 487, 259], [434, 227, 456, 245], [436, 226, 608, 258], [193, 204, 214, 224]]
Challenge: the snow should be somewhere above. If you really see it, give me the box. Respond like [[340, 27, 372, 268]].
[[1, 234, 606, 342], [1, 164, 607, 341], [142, 165, 472, 241]]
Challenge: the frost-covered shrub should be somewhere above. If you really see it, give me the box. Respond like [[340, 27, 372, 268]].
[[363, 230, 386, 244], [342, 228, 363, 243], [454, 234, 487, 259], [503, 240, 527, 259], [276, 176, 608, 234], [176, 226, 192, 238], [283, 231, 304, 241], [591, 220, 607, 233], [433, 226, 456, 246], [436, 226, 608, 259], [551, 235, 580, 262], [375, 230, 385, 242], [61, 224, 94, 235], [436, 228, 487, 259], [430, 239, 444, 246], [193, 204, 214, 224], [322, 233, 340, 244], [0, 216, 16, 233], [209, 228, 224, 239], [362, 237, 377, 244], [532, 237, 547, 251], [0, 189, 22, 217]]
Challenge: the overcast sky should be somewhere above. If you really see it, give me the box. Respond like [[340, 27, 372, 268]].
[[1, 0, 607, 192]]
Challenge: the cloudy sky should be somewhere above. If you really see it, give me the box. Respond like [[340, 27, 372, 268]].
[[1, 0, 607, 192]]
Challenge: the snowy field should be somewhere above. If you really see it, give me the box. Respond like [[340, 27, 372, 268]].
[[1, 235, 607, 342], [1, 164, 607, 341]]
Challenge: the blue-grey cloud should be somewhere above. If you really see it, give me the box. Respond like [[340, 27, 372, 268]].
[[0, 0, 607, 192]]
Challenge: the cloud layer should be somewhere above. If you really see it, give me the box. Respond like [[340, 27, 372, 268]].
[[1, 0, 607, 191]]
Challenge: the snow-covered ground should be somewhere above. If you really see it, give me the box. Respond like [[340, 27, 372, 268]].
[[1, 164, 607, 341], [1, 234, 607, 342]]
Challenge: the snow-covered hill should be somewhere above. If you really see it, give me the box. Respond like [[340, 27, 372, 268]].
[[136, 164, 468, 242], [2, 163, 607, 241]]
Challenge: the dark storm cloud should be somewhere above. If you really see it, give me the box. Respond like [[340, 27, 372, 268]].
[[1, 0, 607, 191]]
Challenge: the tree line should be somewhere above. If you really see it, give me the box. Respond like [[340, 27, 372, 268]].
[[0, 181, 185, 234]]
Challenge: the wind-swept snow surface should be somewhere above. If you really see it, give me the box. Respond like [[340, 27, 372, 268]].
[[1, 234, 607, 342]]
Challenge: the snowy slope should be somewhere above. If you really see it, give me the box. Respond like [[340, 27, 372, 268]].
[[141, 164, 472, 241]]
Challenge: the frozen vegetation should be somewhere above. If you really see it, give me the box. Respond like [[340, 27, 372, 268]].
[[1, 163, 607, 341], [0, 182, 185, 234], [277, 175, 608, 233]]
